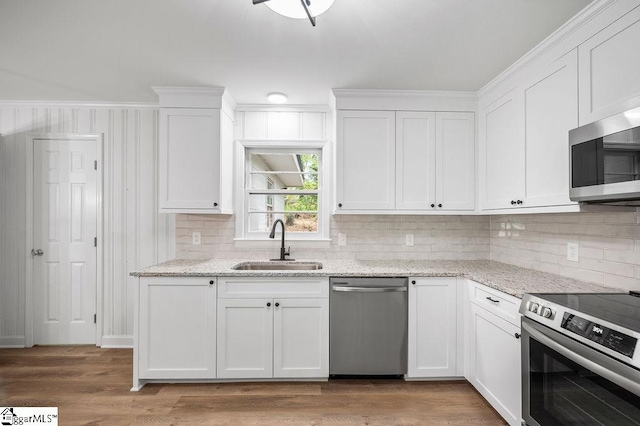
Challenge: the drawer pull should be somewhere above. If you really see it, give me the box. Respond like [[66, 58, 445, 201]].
[[486, 297, 500, 303]]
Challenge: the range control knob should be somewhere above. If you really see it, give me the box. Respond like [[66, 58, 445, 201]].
[[540, 307, 554, 319], [527, 302, 539, 313]]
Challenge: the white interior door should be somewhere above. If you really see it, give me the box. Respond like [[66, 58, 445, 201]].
[[33, 137, 98, 345]]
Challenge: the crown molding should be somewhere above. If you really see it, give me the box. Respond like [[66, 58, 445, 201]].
[[332, 89, 477, 111], [477, 0, 618, 97], [0, 100, 158, 109], [236, 104, 330, 112]]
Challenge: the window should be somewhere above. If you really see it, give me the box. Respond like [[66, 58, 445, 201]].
[[237, 141, 330, 242]]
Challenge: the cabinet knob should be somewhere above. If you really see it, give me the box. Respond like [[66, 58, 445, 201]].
[[517, 200, 523, 205], [411, 280, 416, 285], [438, 203, 442, 208], [511, 200, 516, 205], [209, 280, 214, 285], [338, 203, 342, 208], [275, 302, 280, 307], [266, 302, 271, 307], [213, 202, 218, 207], [515, 333, 521, 339], [430, 204, 435, 208]]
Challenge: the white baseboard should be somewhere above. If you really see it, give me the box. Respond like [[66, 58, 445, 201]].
[[100, 335, 133, 348], [0, 335, 26, 347]]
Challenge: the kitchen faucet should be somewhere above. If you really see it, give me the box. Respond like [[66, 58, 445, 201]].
[[269, 219, 293, 261]]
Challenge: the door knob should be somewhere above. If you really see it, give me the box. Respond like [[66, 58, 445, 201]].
[[31, 249, 44, 256]]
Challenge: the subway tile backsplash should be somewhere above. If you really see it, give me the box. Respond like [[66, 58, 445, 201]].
[[490, 209, 640, 292], [175, 209, 640, 292]]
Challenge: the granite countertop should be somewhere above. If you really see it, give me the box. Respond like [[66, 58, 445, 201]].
[[131, 259, 625, 299]]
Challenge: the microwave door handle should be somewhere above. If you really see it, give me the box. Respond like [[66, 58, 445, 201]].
[[523, 321, 640, 397]]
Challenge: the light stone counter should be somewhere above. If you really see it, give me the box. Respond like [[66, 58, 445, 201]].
[[131, 259, 625, 299]]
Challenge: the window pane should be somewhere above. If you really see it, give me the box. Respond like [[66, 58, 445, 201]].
[[249, 212, 318, 233], [249, 153, 319, 191], [248, 194, 318, 214]]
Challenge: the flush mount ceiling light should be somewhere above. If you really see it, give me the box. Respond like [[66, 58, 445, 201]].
[[267, 92, 288, 104], [253, 0, 335, 27]]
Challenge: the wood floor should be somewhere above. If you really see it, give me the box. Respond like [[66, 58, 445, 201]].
[[0, 346, 507, 425]]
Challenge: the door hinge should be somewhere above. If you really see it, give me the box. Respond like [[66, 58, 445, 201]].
[[94, 237, 97, 247], [94, 160, 97, 170], [93, 314, 97, 324]]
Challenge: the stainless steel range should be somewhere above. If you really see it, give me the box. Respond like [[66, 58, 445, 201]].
[[520, 292, 640, 426]]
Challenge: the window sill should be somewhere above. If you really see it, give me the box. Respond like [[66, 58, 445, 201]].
[[233, 238, 332, 249]]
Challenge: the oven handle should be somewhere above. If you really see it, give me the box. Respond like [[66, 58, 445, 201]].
[[523, 320, 640, 397]]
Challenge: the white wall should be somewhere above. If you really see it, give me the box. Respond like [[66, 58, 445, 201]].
[[0, 103, 172, 347]]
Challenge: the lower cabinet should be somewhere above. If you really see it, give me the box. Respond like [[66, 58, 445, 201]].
[[138, 277, 217, 379], [466, 281, 522, 426], [216, 277, 329, 380], [407, 277, 458, 378]]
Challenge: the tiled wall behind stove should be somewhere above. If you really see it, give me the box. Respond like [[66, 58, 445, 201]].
[[490, 209, 640, 291], [175, 214, 491, 261]]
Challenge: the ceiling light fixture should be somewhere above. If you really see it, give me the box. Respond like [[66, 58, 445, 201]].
[[267, 93, 288, 104], [253, 0, 335, 27]]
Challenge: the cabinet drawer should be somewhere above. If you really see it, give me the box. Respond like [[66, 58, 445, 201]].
[[468, 280, 521, 326], [218, 276, 329, 299]]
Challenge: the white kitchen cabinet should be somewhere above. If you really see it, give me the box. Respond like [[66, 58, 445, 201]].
[[435, 112, 475, 211], [336, 110, 396, 210], [407, 277, 458, 378], [137, 277, 217, 380], [155, 87, 235, 214], [579, 5, 640, 124], [338, 109, 474, 213], [465, 281, 522, 426], [522, 51, 578, 208], [482, 89, 525, 210], [216, 277, 329, 380]]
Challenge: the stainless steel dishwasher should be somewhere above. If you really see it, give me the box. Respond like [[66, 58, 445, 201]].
[[329, 277, 408, 376]]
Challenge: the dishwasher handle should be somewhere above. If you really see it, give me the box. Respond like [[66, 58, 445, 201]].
[[331, 285, 407, 293]]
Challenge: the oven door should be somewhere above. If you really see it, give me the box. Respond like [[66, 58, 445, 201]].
[[522, 317, 640, 426]]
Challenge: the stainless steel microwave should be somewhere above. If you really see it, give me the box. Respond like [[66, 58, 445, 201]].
[[569, 107, 640, 205]]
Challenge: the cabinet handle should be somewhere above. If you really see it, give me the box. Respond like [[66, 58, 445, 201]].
[[209, 280, 214, 285], [438, 203, 442, 208], [486, 297, 500, 303], [515, 333, 521, 339], [411, 280, 416, 285], [510, 200, 516, 205], [338, 203, 342, 208], [266, 302, 271, 307], [430, 204, 435, 208], [275, 302, 280, 307], [214, 202, 218, 207], [517, 200, 523, 205]]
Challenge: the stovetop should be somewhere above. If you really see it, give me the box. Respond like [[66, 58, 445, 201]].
[[529, 292, 640, 333]]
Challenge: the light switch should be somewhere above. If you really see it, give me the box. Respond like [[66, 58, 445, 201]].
[[338, 233, 347, 246], [406, 234, 415, 246]]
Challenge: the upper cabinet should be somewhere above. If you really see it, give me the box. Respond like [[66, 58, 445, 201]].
[[336, 105, 475, 213], [155, 87, 235, 214], [481, 51, 579, 211], [579, 5, 640, 124]]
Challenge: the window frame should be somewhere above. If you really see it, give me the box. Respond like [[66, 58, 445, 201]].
[[234, 140, 331, 243]]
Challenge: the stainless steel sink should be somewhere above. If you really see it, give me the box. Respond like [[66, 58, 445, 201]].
[[232, 261, 323, 271]]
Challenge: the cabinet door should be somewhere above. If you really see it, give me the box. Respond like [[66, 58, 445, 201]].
[[408, 278, 457, 378], [579, 5, 640, 124], [482, 90, 525, 210], [436, 112, 475, 211], [396, 112, 436, 210], [523, 51, 578, 208], [158, 108, 221, 212], [468, 303, 522, 426], [216, 298, 273, 379], [138, 277, 216, 379], [336, 110, 396, 210], [273, 298, 329, 378]]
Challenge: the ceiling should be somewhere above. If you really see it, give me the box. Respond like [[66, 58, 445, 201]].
[[0, 0, 592, 105]]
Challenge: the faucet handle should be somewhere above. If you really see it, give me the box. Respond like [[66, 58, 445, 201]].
[[285, 246, 291, 256]]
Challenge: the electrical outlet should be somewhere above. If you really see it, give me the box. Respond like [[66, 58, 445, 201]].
[[567, 243, 579, 262], [338, 232, 347, 246], [192, 232, 201, 245], [406, 233, 415, 246]]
